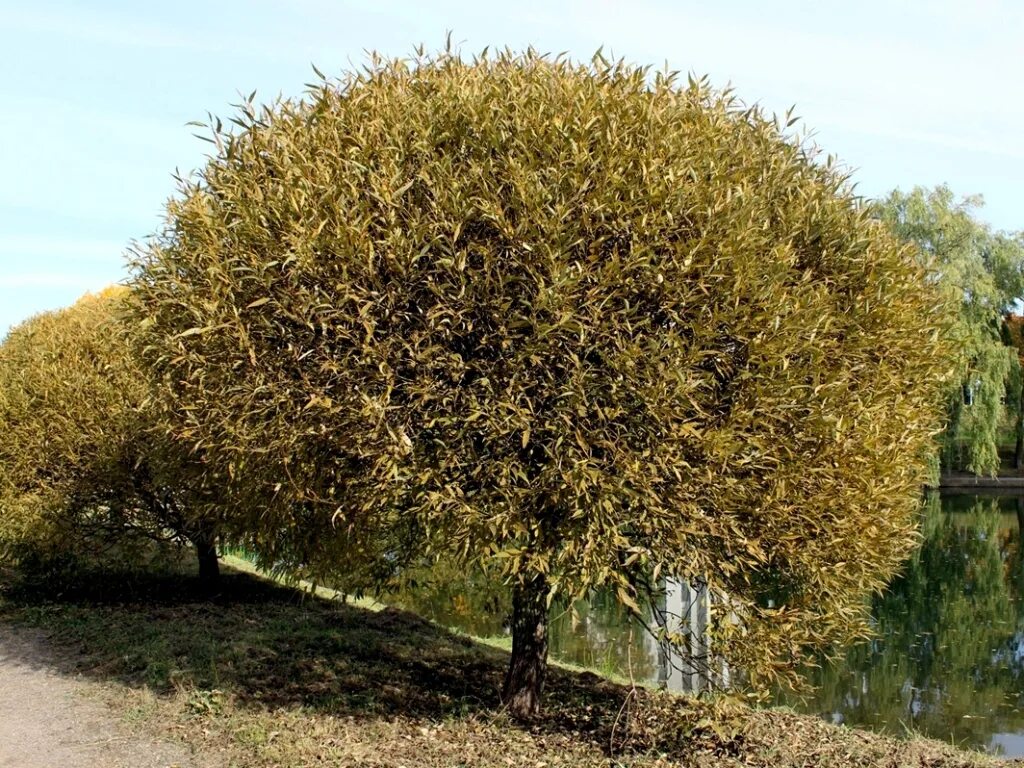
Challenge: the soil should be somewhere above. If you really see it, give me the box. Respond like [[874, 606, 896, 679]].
[[0, 624, 195, 768]]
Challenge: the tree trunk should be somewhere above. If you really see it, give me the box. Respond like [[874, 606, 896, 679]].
[[193, 535, 220, 588], [502, 573, 549, 719], [1015, 384, 1024, 470]]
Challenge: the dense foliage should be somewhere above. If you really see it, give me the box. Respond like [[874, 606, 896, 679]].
[[0, 289, 223, 583], [130, 49, 955, 715], [876, 186, 1024, 476]]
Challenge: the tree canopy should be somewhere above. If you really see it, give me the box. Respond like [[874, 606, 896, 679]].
[[130, 49, 955, 716]]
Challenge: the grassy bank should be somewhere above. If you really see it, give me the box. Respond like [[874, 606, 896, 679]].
[[0, 561, 1013, 767]]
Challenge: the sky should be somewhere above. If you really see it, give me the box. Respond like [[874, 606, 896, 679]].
[[1, 0, 1021, 335]]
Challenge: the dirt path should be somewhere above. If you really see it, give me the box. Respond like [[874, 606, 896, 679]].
[[0, 624, 195, 768]]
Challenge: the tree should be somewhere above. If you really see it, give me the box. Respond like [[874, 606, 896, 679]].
[[0, 289, 224, 586], [130, 49, 955, 717], [875, 187, 1024, 476], [1002, 314, 1024, 469]]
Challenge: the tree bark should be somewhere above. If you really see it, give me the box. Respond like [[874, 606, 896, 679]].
[[1015, 384, 1024, 470], [193, 535, 220, 588], [502, 573, 549, 719]]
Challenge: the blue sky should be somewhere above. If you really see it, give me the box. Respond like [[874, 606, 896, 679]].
[[1, 0, 1021, 334]]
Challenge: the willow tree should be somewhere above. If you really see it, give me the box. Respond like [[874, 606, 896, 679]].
[[131, 49, 955, 717], [1004, 315, 1024, 468], [0, 289, 224, 585], [875, 187, 1024, 476]]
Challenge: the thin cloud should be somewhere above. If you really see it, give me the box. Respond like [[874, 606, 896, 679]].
[[0, 236, 128, 263], [0, 6, 219, 53], [0, 4, 345, 65], [0, 273, 114, 289]]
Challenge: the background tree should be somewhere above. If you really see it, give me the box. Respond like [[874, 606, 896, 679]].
[[0, 288, 224, 585], [1002, 314, 1024, 469], [875, 187, 1024, 476], [131, 49, 955, 717]]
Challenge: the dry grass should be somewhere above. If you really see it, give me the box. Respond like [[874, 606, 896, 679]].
[[0, 562, 1015, 767]]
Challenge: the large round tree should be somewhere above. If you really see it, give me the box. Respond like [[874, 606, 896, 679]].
[[131, 50, 955, 716]]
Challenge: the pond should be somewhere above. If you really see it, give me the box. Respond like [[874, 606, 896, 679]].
[[388, 492, 1024, 757]]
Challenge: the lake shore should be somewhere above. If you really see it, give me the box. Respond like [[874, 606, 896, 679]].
[[0, 561, 1016, 768], [936, 473, 1024, 498]]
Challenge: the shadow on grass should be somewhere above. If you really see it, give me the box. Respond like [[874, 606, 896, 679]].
[[2, 566, 986, 767], [0, 564, 640, 751]]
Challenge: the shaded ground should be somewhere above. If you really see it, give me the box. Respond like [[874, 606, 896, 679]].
[[0, 563, 1017, 767], [0, 624, 197, 768]]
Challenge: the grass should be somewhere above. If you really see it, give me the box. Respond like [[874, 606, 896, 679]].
[[0, 560, 1016, 768]]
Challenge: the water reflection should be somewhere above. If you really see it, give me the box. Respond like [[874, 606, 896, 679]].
[[387, 562, 657, 681], [777, 493, 1024, 756], [388, 493, 1024, 756]]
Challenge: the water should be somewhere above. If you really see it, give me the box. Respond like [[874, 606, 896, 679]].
[[776, 492, 1024, 756], [388, 561, 658, 682], [389, 492, 1024, 757]]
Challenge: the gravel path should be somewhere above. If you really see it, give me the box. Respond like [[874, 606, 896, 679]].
[[0, 624, 195, 768]]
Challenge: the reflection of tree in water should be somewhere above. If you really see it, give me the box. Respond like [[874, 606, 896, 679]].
[[387, 560, 656, 681], [784, 494, 1024, 752], [388, 560, 511, 637], [549, 590, 657, 681]]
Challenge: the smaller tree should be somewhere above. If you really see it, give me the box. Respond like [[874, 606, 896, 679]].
[[0, 288, 224, 586]]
